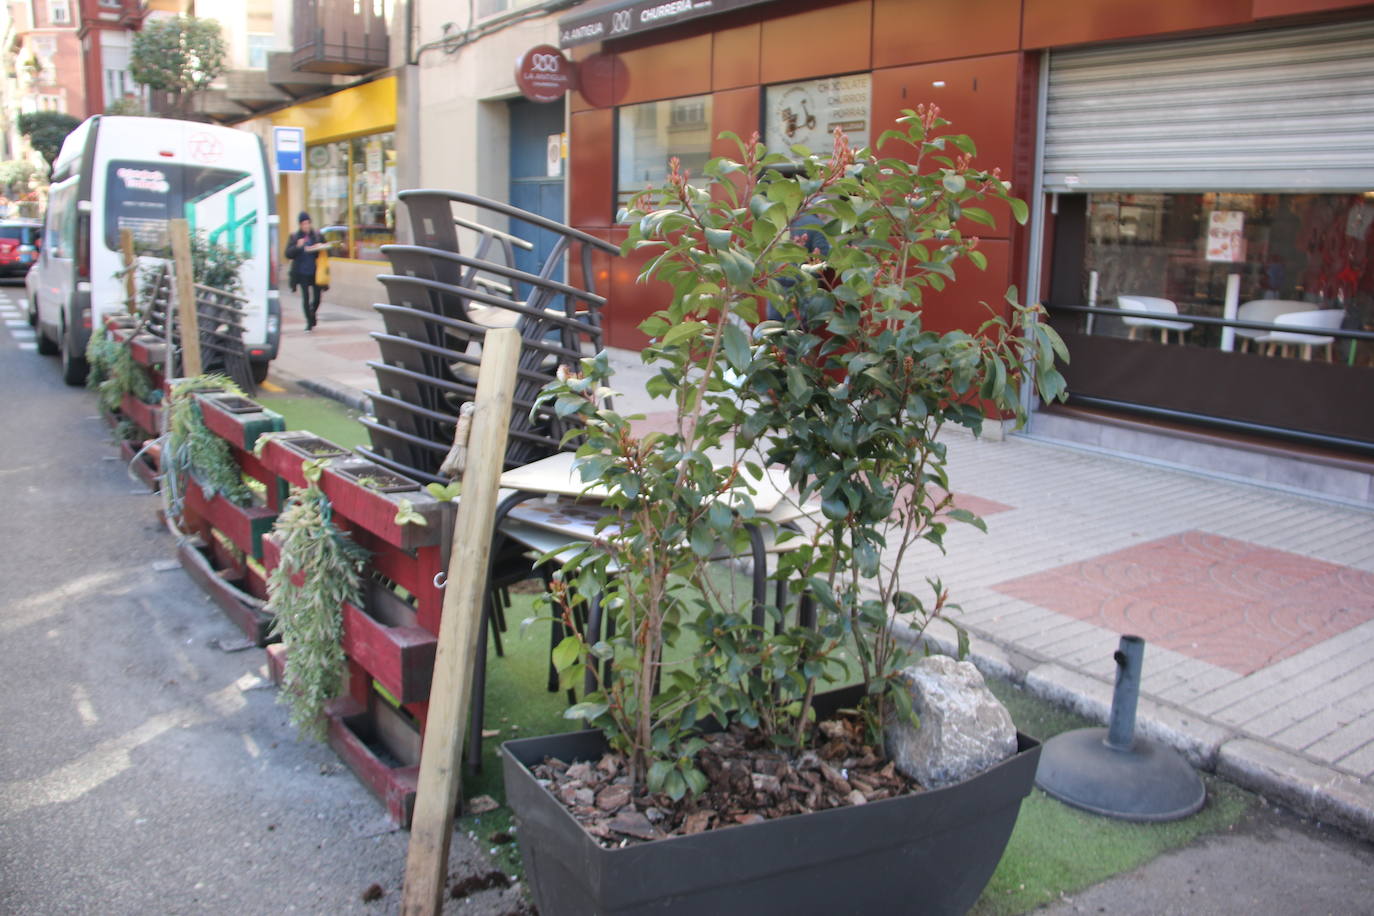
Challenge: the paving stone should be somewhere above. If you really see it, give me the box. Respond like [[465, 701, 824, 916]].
[[1305, 711, 1374, 765], [1334, 738, 1374, 779]]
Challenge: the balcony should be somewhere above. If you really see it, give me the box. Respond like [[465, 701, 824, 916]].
[[292, 0, 389, 76]]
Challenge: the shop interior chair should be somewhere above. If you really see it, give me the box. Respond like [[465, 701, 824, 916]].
[[1254, 308, 1345, 361], [1234, 299, 1316, 352], [1116, 295, 1194, 344]]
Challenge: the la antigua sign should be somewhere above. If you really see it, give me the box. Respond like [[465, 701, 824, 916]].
[[515, 45, 575, 103]]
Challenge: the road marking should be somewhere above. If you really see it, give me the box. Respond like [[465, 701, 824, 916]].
[[17, 342, 36, 351], [258, 380, 285, 392], [5, 319, 29, 328]]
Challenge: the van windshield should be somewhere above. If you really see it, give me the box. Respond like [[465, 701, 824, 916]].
[[104, 160, 259, 257]]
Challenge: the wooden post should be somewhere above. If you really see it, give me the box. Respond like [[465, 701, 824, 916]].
[[120, 228, 137, 312], [169, 219, 202, 377], [401, 328, 521, 916]]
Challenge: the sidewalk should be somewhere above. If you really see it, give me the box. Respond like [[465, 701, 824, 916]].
[[268, 294, 1374, 841]]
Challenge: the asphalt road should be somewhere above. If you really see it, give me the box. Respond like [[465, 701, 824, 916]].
[[2, 279, 1371, 915], [0, 282, 523, 915]]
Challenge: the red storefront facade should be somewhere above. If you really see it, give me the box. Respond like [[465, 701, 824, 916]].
[[557, 0, 1374, 489]]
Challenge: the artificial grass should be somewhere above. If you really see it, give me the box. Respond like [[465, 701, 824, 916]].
[[253, 395, 369, 450]]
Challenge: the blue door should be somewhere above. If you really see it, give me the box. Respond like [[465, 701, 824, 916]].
[[508, 98, 565, 295]]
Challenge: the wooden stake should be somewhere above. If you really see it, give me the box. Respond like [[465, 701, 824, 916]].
[[402, 328, 521, 915], [169, 219, 202, 377], [120, 228, 137, 312]]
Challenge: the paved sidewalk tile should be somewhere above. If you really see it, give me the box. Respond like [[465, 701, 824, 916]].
[[991, 530, 1374, 675]]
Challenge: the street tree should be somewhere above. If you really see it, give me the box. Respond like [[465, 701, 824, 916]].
[[130, 16, 227, 117], [15, 112, 81, 177], [0, 160, 41, 198]]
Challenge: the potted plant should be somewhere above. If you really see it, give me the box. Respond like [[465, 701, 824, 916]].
[[502, 109, 1068, 914]]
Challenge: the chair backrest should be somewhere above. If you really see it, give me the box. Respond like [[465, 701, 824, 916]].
[[1237, 299, 1315, 324], [1117, 295, 1179, 316], [1274, 308, 1344, 332]]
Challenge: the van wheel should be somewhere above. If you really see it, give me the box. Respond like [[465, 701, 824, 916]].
[[60, 320, 88, 386], [250, 360, 270, 385]]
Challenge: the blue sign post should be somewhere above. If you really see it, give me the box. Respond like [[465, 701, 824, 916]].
[[273, 126, 304, 174]]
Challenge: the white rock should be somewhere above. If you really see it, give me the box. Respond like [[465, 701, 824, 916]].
[[885, 655, 1017, 789]]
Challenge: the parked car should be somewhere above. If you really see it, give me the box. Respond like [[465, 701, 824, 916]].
[[0, 219, 41, 278]]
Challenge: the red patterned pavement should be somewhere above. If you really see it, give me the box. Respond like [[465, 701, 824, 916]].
[[992, 530, 1374, 675]]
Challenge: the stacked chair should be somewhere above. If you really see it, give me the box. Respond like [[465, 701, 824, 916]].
[[359, 190, 619, 482]]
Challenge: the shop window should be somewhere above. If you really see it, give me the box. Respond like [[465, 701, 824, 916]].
[[616, 95, 713, 213], [305, 130, 396, 261], [763, 74, 870, 158], [1058, 191, 1373, 346]]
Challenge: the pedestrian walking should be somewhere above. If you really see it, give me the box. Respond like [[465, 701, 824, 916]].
[[284, 212, 331, 330]]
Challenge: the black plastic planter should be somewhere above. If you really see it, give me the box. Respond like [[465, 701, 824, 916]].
[[501, 688, 1041, 916]]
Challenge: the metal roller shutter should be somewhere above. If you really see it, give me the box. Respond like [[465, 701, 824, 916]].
[[1043, 20, 1374, 193]]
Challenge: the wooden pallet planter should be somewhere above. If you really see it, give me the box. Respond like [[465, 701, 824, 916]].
[[119, 439, 161, 491], [341, 596, 437, 707], [259, 435, 445, 550], [257, 432, 353, 486], [322, 462, 444, 552], [195, 392, 285, 453], [177, 538, 275, 646], [181, 484, 276, 560], [119, 392, 163, 440], [326, 694, 421, 827]]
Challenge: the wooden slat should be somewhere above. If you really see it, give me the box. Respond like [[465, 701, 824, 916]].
[[402, 327, 520, 914]]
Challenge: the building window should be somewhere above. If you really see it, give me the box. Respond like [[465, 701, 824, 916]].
[[246, 34, 275, 70], [104, 68, 131, 102], [1069, 191, 1372, 344], [50, 0, 70, 25], [616, 95, 713, 213], [304, 130, 396, 261], [763, 74, 870, 157]]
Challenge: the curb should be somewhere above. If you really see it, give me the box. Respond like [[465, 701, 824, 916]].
[[910, 617, 1374, 841], [296, 377, 372, 414]]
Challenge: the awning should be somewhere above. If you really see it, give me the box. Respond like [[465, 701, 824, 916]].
[[557, 0, 777, 49]]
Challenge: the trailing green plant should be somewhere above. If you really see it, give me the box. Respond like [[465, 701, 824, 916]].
[[96, 337, 155, 414], [85, 329, 121, 393], [537, 109, 1068, 797], [165, 374, 253, 512], [266, 458, 369, 740]]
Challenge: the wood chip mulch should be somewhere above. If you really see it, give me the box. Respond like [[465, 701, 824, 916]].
[[529, 714, 923, 848]]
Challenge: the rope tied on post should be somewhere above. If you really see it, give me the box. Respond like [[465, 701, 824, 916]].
[[439, 401, 477, 478]]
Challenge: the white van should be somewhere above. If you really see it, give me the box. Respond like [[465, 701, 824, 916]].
[[28, 115, 280, 385]]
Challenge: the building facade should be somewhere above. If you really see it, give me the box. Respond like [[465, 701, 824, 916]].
[[554, 0, 1374, 500]]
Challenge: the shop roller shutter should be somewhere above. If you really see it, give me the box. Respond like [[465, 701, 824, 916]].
[[1043, 20, 1374, 193]]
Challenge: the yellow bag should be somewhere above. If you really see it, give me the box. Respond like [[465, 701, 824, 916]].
[[314, 250, 331, 288]]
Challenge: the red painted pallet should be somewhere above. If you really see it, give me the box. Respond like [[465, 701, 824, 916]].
[[120, 392, 163, 439], [195, 392, 285, 453], [119, 439, 161, 491], [181, 484, 276, 561], [258, 434, 445, 551], [326, 695, 420, 827], [341, 598, 437, 706], [176, 539, 275, 646]]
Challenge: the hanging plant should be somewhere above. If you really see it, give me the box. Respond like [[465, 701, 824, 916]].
[[165, 374, 253, 514], [266, 459, 369, 740], [85, 329, 120, 393], [97, 339, 154, 415]]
